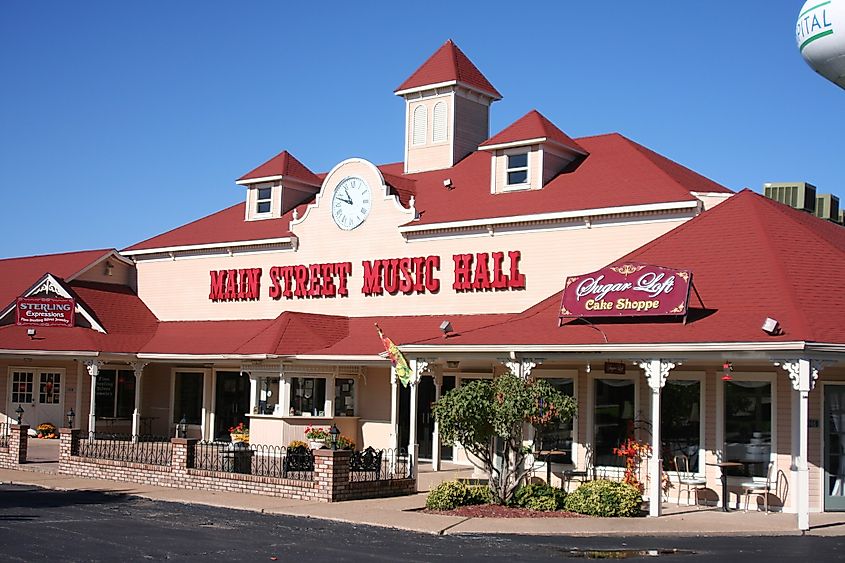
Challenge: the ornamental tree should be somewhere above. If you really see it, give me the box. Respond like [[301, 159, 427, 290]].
[[432, 370, 577, 504]]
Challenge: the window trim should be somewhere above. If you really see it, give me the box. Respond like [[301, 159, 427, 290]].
[[588, 371, 640, 475], [505, 150, 530, 188], [284, 370, 335, 418], [255, 186, 273, 215], [534, 369, 578, 468], [93, 367, 135, 420], [661, 371, 706, 475]]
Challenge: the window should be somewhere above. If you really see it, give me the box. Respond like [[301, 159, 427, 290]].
[[174, 371, 204, 424], [661, 380, 701, 471], [535, 378, 574, 464], [290, 377, 327, 416], [95, 369, 136, 419], [594, 378, 636, 466], [334, 378, 355, 416], [11, 371, 34, 404], [256, 187, 272, 214], [724, 380, 772, 477], [432, 101, 447, 142], [412, 105, 427, 146], [39, 372, 62, 405], [506, 152, 529, 185]]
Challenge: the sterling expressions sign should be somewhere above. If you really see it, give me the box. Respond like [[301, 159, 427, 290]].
[[16, 297, 76, 327], [560, 264, 691, 318]]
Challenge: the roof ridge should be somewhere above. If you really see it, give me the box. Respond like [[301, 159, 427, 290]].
[[0, 248, 112, 263], [756, 194, 845, 261]]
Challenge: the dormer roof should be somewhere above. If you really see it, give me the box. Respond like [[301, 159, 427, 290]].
[[479, 110, 587, 154], [395, 39, 501, 99], [236, 150, 322, 186]]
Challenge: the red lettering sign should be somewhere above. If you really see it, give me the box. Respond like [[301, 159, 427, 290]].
[[452, 251, 525, 292], [362, 256, 441, 296], [16, 297, 76, 327], [266, 262, 352, 300], [560, 263, 692, 318], [208, 268, 263, 302]]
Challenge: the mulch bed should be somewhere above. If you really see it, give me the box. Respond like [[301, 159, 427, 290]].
[[423, 505, 586, 518]]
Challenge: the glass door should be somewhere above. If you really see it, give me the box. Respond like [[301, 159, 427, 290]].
[[9, 371, 35, 425], [824, 385, 845, 511]]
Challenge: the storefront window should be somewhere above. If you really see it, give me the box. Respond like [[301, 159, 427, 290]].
[[96, 369, 136, 419], [535, 378, 574, 464], [256, 377, 280, 415], [334, 378, 355, 416], [594, 378, 635, 466], [174, 371, 203, 424], [290, 377, 326, 416], [661, 380, 701, 471], [724, 380, 772, 477]]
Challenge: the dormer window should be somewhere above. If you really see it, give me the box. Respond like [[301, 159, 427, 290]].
[[506, 152, 529, 186], [256, 187, 272, 214]]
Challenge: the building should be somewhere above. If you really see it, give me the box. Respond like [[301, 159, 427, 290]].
[[1, 40, 843, 529]]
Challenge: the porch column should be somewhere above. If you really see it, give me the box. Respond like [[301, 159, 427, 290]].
[[130, 361, 147, 441], [781, 359, 821, 532], [432, 369, 443, 471], [248, 373, 258, 414], [638, 359, 676, 518], [84, 360, 103, 438], [389, 366, 399, 451]]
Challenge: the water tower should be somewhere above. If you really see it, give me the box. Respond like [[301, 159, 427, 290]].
[[797, 0, 845, 89]]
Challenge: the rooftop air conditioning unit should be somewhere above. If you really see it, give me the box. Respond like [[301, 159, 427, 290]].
[[815, 193, 841, 222], [763, 182, 817, 213]]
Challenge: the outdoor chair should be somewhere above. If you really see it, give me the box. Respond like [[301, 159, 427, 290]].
[[674, 454, 707, 507], [742, 461, 779, 513], [563, 445, 595, 491]]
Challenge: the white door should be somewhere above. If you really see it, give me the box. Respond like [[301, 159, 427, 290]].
[[36, 371, 63, 428], [9, 370, 35, 426], [7, 370, 63, 429]]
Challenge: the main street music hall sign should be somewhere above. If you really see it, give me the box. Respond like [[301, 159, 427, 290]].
[[560, 263, 692, 318], [208, 250, 527, 302]]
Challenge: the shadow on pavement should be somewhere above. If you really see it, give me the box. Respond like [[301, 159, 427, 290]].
[[0, 485, 129, 513]]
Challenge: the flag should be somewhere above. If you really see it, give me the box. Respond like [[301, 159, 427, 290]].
[[375, 323, 412, 387]]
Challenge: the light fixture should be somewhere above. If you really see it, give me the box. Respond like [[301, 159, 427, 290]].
[[446, 360, 460, 369], [722, 361, 733, 382], [443, 178, 453, 189], [26, 328, 36, 339], [15, 405, 24, 425], [439, 320, 453, 337], [585, 363, 591, 373], [329, 424, 340, 450], [762, 317, 781, 335], [104, 261, 114, 276], [67, 408, 75, 428], [176, 414, 188, 438]]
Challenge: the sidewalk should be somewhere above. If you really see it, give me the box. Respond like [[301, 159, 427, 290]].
[[2, 465, 845, 537]]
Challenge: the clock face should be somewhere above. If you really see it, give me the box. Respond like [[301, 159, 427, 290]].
[[331, 176, 372, 230]]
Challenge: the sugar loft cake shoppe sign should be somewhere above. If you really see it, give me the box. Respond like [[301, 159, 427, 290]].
[[560, 263, 692, 318]]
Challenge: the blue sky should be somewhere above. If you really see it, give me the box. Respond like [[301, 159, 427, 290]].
[[1, 1, 842, 259]]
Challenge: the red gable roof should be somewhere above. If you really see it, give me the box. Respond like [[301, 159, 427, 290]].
[[411, 190, 845, 348], [0, 249, 114, 310], [237, 150, 322, 185], [479, 110, 587, 154], [395, 40, 501, 99]]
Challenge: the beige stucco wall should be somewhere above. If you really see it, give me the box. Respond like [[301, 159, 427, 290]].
[[453, 93, 489, 163]]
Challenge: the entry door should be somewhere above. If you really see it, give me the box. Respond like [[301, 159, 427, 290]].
[[214, 371, 250, 441], [9, 370, 35, 425], [417, 377, 435, 459], [36, 371, 63, 427], [824, 385, 845, 511]]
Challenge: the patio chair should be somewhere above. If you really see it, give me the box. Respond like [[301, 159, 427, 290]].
[[742, 461, 777, 513], [674, 454, 707, 507], [563, 444, 595, 491]]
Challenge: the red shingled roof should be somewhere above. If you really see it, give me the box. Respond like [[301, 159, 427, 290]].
[[237, 150, 322, 185], [409, 190, 845, 348], [479, 110, 587, 154], [0, 249, 114, 311], [395, 39, 501, 99]]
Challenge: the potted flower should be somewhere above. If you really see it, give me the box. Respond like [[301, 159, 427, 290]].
[[305, 425, 329, 449], [229, 422, 249, 444], [36, 422, 57, 439]]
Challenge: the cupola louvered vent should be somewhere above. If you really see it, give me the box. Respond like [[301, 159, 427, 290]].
[[432, 101, 447, 142], [412, 105, 427, 146]]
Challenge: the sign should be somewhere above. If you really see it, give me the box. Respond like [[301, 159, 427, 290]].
[[560, 263, 691, 319], [15, 297, 76, 327], [604, 362, 626, 375]]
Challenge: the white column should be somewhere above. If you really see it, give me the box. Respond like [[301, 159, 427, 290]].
[[74, 362, 83, 429], [409, 379, 418, 453], [248, 375, 258, 414], [389, 366, 399, 451], [781, 359, 820, 532], [638, 359, 675, 518], [84, 360, 102, 438], [432, 372, 442, 471], [130, 361, 147, 441]]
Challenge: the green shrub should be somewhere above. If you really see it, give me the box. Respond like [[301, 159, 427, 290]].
[[511, 483, 567, 511], [425, 480, 491, 510], [564, 479, 643, 517]]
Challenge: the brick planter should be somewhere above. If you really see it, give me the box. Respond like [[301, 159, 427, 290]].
[[0, 425, 29, 468]]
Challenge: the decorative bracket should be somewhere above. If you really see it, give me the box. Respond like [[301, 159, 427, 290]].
[[637, 359, 677, 391], [777, 359, 828, 392], [83, 359, 104, 378], [130, 361, 149, 377], [500, 357, 542, 379]]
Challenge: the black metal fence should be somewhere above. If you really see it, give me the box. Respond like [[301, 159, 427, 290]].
[[0, 422, 9, 448], [349, 447, 410, 482], [191, 442, 314, 481], [76, 433, 173, 466]]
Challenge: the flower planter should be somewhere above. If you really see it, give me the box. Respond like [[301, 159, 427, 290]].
[[309, 439, 326, 450], [230, 433, 249, 444]]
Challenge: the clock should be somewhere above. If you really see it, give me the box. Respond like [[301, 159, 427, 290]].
[[331, 176, 372, 230]]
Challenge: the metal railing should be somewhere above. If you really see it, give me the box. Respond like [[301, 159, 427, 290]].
[[191, 442, 314, 481], [349, 447, 410, 482], [0, 422, 9, 448], [76, 433, 173, 466]]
